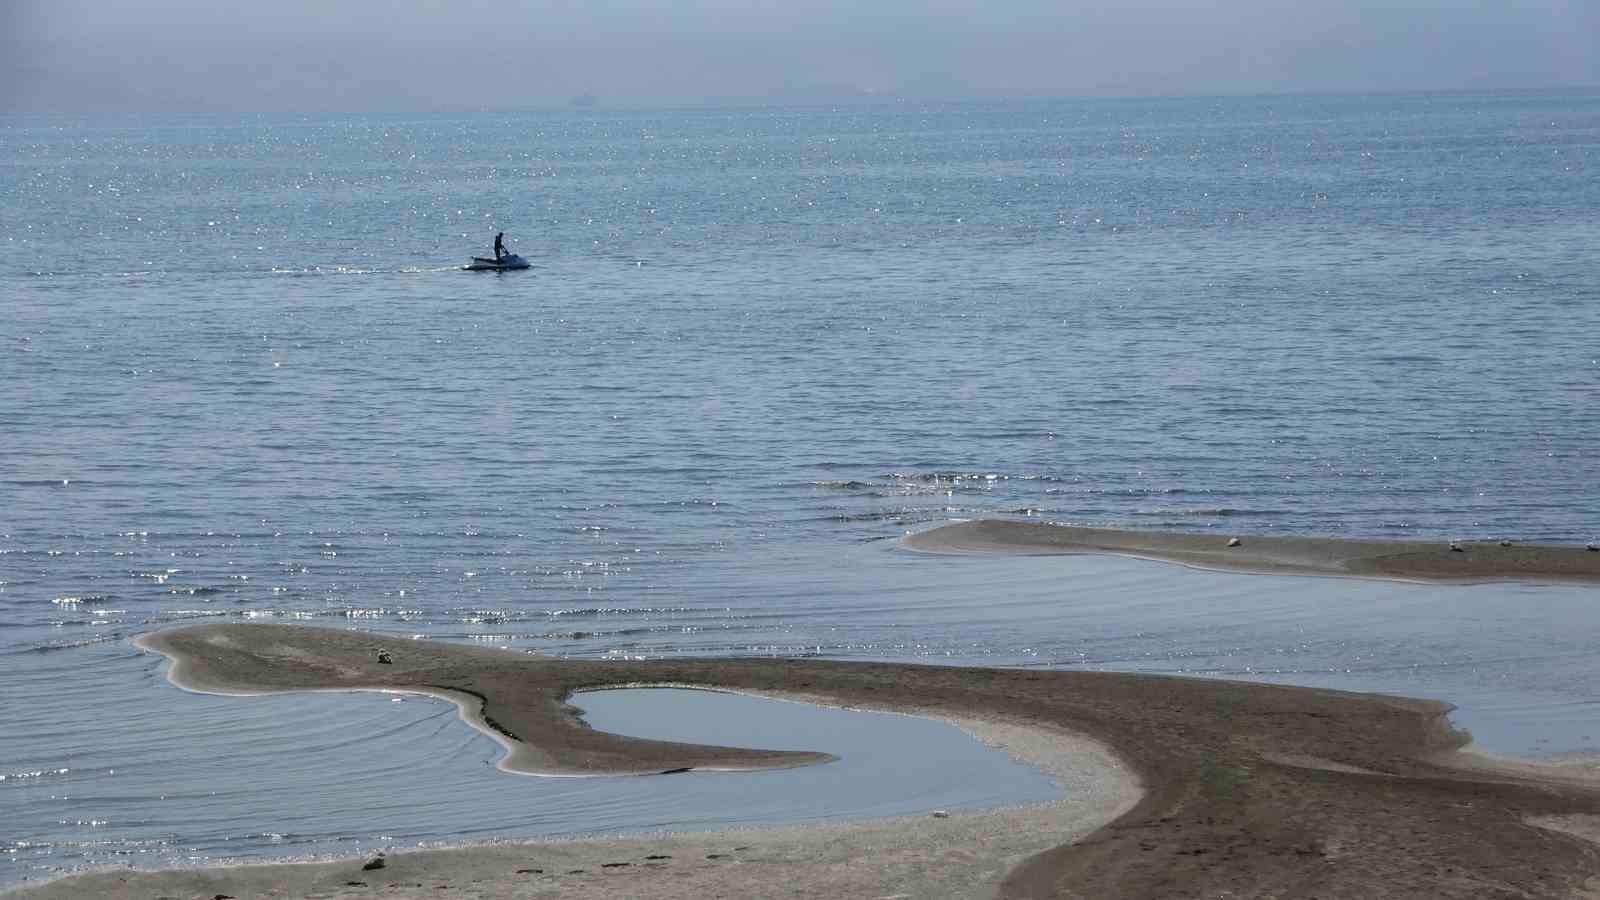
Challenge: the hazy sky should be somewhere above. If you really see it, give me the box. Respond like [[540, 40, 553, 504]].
[[4, 0, 1597, 112]]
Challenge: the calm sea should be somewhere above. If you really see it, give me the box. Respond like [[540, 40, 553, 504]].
[[3, 91, 1598, 886]]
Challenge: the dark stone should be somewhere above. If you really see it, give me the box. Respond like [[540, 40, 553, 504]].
[[362, 857, 386, 871]]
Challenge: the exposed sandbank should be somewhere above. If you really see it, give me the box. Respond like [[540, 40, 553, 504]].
[[903, 519, 1600, 583], [14, 621, 1600, 899], [133, 628, 841, 776]]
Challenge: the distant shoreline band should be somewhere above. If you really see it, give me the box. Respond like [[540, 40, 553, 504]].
[[902, 519, 1600, 583]]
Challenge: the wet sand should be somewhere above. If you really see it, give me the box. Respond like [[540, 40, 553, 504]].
[[903, 519, 1600, 583], [14, 620, 1600, 899]]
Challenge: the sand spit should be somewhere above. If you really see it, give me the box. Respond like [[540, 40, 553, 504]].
[[903, 519, 1600, 583], [14, 621, 1600, 899]]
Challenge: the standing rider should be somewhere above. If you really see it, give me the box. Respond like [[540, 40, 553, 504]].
[[493, 232, 506, 260]]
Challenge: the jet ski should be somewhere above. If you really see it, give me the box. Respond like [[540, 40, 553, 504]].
[[464, 254, 530, 271]]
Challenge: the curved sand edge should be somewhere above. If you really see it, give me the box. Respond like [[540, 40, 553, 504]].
[[130, 635, 838, 777], [15, 622, 1600, 899], [902, 518, 1600, 583], [132, 626, 841, 776]]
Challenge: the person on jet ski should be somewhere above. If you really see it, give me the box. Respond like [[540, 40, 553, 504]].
[[494, 232, 507, 260]]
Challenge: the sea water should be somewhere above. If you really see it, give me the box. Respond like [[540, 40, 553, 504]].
[[2, 90, 1598, 886]]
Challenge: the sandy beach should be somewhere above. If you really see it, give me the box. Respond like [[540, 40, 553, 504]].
[[13, 615, 1600, 899], [903, 519, 1600, 583]]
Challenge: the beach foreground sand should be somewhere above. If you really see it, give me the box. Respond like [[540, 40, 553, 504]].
[[903, 519, 1600, 583], [14, 620, 1600, 899]]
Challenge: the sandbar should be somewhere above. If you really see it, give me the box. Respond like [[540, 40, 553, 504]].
[[903, 519, 1600, 583], [12, 621, 1600, 898]]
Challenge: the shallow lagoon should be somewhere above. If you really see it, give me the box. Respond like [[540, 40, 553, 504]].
[[1, 652, 1059, 888]]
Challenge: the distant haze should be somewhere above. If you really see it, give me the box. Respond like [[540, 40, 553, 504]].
[[4, 0, 1597, 112]]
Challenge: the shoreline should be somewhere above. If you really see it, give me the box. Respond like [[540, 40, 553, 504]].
[[901, 519, 1600, 583], [13, 622, 1600, 898]]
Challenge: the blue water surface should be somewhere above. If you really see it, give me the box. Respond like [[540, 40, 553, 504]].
[[2, 90, 1598, 887]]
